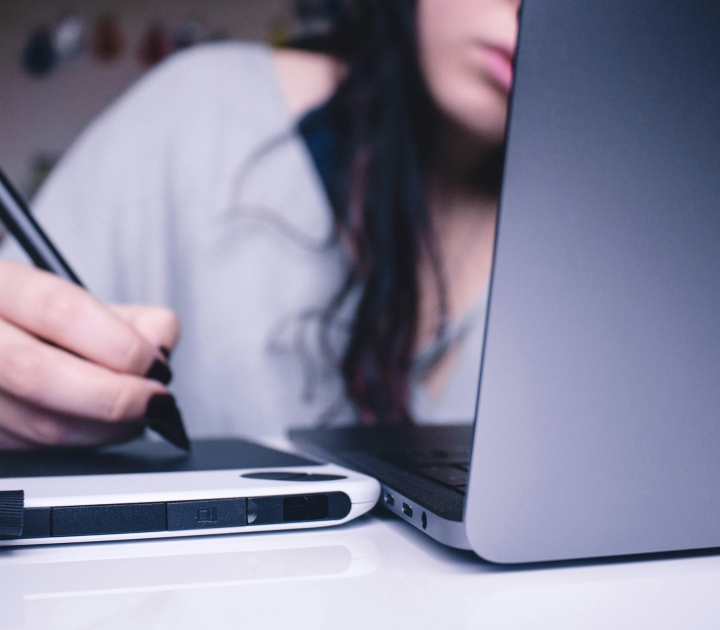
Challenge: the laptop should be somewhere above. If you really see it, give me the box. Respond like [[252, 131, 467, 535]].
[[0, 439, 380, 546], [291, 0, 720, 563]]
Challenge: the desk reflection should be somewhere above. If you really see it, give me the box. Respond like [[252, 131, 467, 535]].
[[1, 516, 719, 630], [0, 527, 378, 630], [466, 557, 720, 630]]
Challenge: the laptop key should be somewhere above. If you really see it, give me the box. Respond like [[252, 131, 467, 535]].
[[381, 449, 470, 468], [417, 465, 468, 488]]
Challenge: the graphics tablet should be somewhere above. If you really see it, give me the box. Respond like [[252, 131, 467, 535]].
[[0, 439, 380, 546]]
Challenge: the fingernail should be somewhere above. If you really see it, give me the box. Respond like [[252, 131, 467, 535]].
[[159, 346, 171, 360], [146, 360, 172, 385], [144, 394, 190, 451]]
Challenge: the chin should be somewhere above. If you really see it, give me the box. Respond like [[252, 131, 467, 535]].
[[454, 108, 508, 147], [440, 84, 509, 147]]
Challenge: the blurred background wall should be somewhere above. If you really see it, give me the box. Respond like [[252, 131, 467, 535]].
[[0, 0, 297, 199]]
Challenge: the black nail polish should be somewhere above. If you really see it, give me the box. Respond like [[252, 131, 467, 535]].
[[159, 346, 171, 360], [144, 394, 190, 451], [146, 360, 172, 385]]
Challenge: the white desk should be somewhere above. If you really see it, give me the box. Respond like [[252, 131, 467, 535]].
[[1, 508, 718, 629]]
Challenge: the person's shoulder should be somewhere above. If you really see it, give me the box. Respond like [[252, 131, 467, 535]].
[[149, 41, 275, 86], [126, 41, 278, 111], [72, 41, 286, 160], [152, 43, 345, 119], [272, 48, 345, 117]]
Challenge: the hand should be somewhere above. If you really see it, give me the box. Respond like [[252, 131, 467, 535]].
[[0, 261, 180, 450]]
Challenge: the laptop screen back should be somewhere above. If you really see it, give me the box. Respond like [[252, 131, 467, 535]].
[[466, 0, 720, 563]]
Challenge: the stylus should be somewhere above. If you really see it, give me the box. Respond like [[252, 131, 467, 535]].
[[0, 168, 190, 451]]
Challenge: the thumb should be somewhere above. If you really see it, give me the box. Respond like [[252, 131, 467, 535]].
[[108, 305, 181, 355]]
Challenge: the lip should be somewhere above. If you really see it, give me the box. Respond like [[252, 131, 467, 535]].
[[481, 43, 515, 92]]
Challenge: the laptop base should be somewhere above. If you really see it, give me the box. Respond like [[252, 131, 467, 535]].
[[290, 425, 472, 549]]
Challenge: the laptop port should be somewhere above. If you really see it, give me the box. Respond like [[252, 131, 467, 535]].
[[402, 503, 413, 518], [421, 511, 427, 530], [384, 492, 395, 506]]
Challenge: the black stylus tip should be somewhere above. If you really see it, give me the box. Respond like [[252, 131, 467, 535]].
[[145, 394, 191, 452], [146, 360, 173, 385]]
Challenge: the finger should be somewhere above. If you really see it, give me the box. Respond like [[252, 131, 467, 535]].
[[0, 425, 36, 451], [107, 305, 181, 353], [0, 261, 164, 375], [0, 391, 145, 448], [0, 317, 167, 422]]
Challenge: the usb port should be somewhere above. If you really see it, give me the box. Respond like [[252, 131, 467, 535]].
[[402, 503, 413, 518], [384, 492, 395, 506]]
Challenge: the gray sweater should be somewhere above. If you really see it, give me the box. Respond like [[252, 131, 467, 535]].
[[0, 43, 484, 438]]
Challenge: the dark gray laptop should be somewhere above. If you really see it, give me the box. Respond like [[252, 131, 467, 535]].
[[292, 0, 720, 563]]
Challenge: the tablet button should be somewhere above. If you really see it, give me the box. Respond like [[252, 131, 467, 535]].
[[21, 508, 51, 538], [167, 499, 246, 530], [52, 503, 166, 537], [246, 492, 351, 525]]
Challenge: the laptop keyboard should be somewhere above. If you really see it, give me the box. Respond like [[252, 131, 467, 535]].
[[289, 424, 473, 522], [378, 447, 471, 495]]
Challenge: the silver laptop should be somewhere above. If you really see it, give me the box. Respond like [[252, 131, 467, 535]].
[[291, 0, 720, 563]]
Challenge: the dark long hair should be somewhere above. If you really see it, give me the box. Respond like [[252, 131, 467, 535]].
[[294, 0, 503, 425]]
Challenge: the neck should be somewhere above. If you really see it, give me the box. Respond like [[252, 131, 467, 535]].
[[419, 117, 500, 340], [434, 118, 500, 199]]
